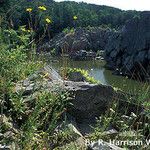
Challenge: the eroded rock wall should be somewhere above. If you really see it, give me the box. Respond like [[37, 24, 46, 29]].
[[105, 11, 150, 80], [39, 27, 113, 54]]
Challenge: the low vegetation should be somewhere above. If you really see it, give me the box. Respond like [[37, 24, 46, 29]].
[[88, 84, 150, 149], [0, 27, 70, 149]]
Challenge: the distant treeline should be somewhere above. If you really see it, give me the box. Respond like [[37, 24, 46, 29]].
[[0, 0, 140, 37]]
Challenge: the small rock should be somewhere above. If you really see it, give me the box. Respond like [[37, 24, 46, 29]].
[[3, 131, 15, 139], [28, 73, 39, 81], [0, 133, 4, 140], [68, 123, 83, 137], [23, 84, 34, 95], [104, 129, 118, 135], [121, 115, 133, 120], [68, 72, 85, 82], [23, 79, 30, 87], [0, 144, 11, 150], [130, 112, 137, 118]]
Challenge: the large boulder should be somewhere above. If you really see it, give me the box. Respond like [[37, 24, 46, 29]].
[[64, 81, 115, 122], [105, 11, 150, 80]]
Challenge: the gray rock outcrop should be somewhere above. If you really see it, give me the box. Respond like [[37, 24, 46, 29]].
[[39, 27, 112, 55], [105, 11, 150, 80]]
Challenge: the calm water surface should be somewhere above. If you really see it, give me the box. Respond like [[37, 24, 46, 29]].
[[48, 57, 149, 94]]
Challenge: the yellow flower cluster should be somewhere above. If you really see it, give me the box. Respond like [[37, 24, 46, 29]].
[[43, 73, 49, 78], [21, 27, 31, 33], [26, 8, 32, 13], [21, 27, 26, 32], [26, 5, 47, 13], [27, 30, 31, 33], [26, 6, 78, 26], [40, 72, 49, 79], [45, 18, 52, 24], [73, 15, 78, 20], [38, 6, 47, 11]]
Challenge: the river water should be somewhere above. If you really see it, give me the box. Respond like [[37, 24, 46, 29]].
[[48, 57, 149, 94]]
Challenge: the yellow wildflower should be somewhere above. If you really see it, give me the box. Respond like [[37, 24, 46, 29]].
[[38, 6, 47, 11], [21, 27, 26, 32], [73, 15, 78, 20], [26, 8, 32, 13], [43, 73, 49, 78], [45, 18, 52, 24]]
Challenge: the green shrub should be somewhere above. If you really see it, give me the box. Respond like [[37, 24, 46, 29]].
[[19, 91, 70, 149], [0, 27, 72, 149], [0, 28, 42, 91]]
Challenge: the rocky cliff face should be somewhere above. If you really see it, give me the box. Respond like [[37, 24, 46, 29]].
[[39, 27, 112, 55], [105, 11, 150, 80]]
